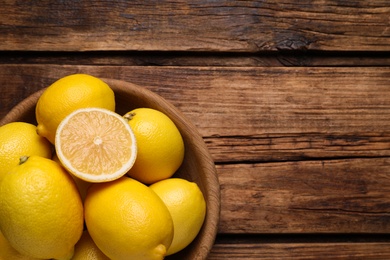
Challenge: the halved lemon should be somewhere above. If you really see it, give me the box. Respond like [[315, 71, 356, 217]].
[[55, 108, 137, 183]]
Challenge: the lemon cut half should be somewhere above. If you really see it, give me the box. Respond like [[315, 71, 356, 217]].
[[55, 108, 137, 183]]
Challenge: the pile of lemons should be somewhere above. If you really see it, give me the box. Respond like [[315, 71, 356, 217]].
[[0, 74, 206, 260]]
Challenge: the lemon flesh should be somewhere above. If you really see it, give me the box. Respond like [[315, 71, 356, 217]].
[[55, 108, 137, 183]]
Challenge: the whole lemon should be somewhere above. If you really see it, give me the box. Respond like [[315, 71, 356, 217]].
[[0, 122, 52, 182], [84, 177, 174, 260], [124, 108, 185, 184], [36, 74, 115, 143], [72, 231, 110, 260], [0, 156, 84, 260], [150, 178, 206, 255], [0, 229, 42, 260]]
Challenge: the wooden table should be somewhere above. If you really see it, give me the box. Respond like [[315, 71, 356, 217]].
[[1, 1, 390, 259]]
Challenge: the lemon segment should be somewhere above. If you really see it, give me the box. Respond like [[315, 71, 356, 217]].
[[55, 108, 137, 183]]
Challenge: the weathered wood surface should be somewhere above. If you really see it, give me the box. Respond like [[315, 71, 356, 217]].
[[1, 0, 389, 52], [218, 158, 390, 234], [1, 1, 390, 258], [2, 65, 390, 142], [209, 242, 390, 259], [1, 65, 389, 237]]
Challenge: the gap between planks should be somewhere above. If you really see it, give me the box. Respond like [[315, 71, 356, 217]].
[[0, 51, 390, 67]]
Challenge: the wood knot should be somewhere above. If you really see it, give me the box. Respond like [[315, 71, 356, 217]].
[[276, 36, 315, 51]]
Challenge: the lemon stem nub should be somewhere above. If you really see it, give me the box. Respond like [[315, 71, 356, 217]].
[[123, 112, 136, 121], [19, 156, 29, 165]]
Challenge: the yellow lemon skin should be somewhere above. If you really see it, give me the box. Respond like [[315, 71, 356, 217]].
[[36, 74, 115, 143], [150, 178, 206, 256], [53, 153, 91, 202], [72, 231, 110, 260], [124, 108, 185, 184], [0, 122, 52, 182], [84, 177, 174, 260], [0, 229, 43, 260], [0, 156, 84, 260]]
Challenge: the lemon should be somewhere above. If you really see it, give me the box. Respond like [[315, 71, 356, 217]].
[[0, 122, 52, 182], [150, 178, 206, 255], [124, 108, 185, 184], [0, 156, 84, 260], [72, 231, 110, 260], [84, 177, 174, 260], [36, 74, 115, 143], [0, 229, 42, 260], [55, 108, 137, 183], [53, 153, 91, 202]]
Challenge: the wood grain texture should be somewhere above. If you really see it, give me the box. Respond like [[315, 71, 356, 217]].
[[209, 242, 390, 259], [206, 133, 390, 163], [1, 1, 390, 258], [218, 158, 390, 234], [1, 65, 389, 236], [1, 65, 389, 162], [0, 0, 389, 52]]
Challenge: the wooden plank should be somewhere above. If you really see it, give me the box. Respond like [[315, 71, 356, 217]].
[[1, 65, 389, 163], [217, 158, 390, 234], [0, 1, 389, 52], [1, 65, 390, 136], [2, 52, 390, 67], [206, 133, 390, 163], [209, 242, 390, 259]]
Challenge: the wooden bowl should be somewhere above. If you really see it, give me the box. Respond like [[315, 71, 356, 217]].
[[0, 78, 220, 260]]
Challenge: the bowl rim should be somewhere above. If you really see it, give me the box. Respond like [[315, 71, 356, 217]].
[[104, 78, 221, 259], [0, 78, 221, 260]]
